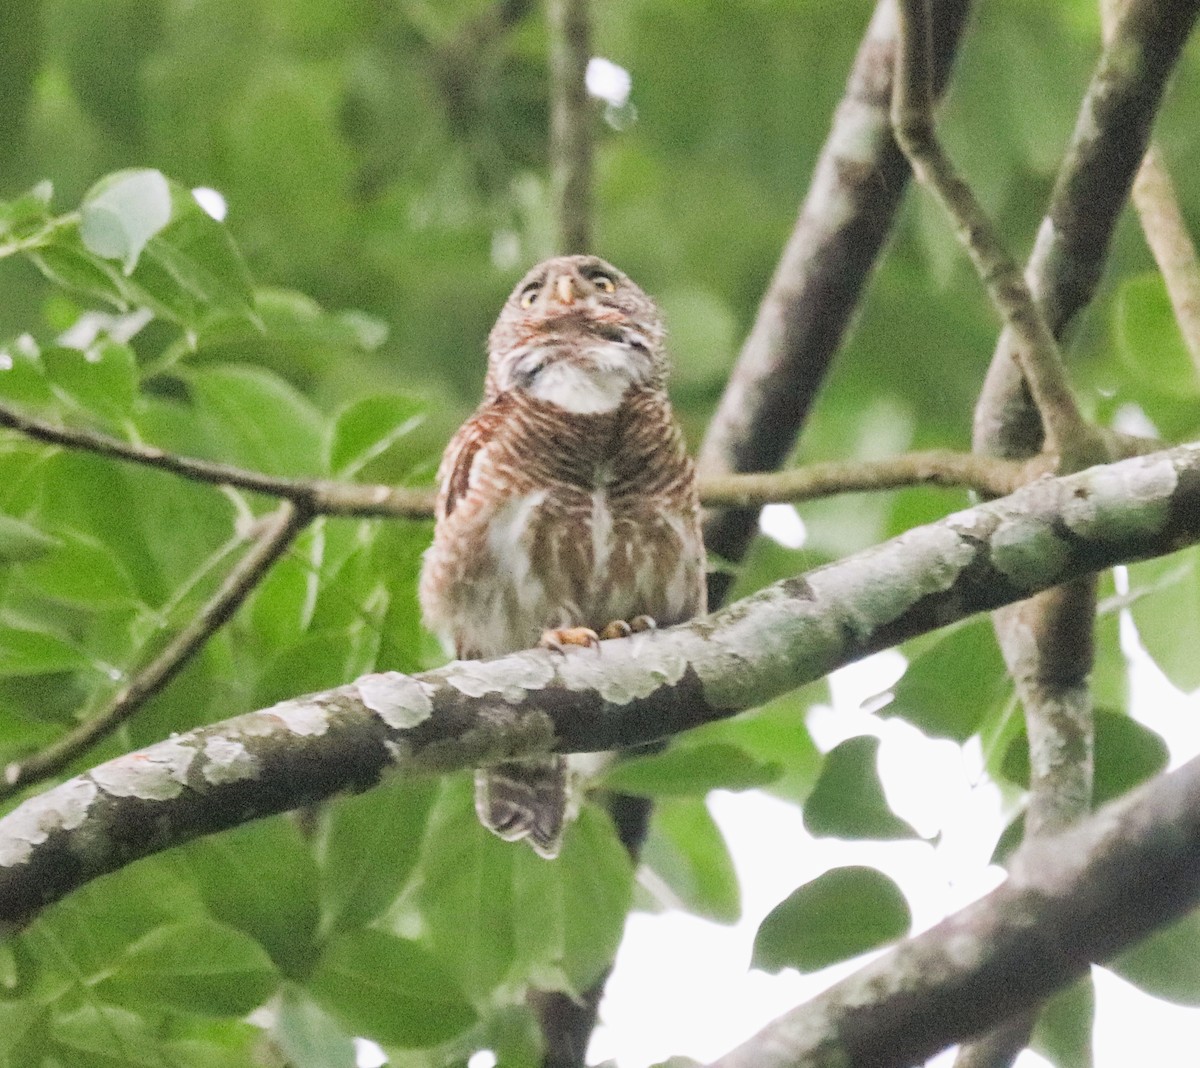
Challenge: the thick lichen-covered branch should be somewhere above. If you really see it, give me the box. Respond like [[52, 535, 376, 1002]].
[[708, 743, 1200, 1068], [3, 442, 1200, 929]]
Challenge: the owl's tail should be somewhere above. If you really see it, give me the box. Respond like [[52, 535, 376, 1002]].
[[475, 756, 567, 859]]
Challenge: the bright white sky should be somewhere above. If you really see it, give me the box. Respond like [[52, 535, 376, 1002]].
[[590, 510, 1200, 1068]]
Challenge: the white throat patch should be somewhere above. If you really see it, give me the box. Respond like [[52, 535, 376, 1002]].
[[527, 354, 633, 414]]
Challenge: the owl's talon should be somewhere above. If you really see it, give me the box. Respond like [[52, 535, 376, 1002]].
[[599, 620, 632, 640], [540, 627, 601, 653], [597, 615, 657, 640]]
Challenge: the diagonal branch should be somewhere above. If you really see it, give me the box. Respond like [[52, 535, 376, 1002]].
[[890, 0, 1098, 467], [973, 0, 1200, 460], [0, 501, 312, 799], [3, 441, 1200, 929], [698, 0, 974, 583], [707, 744, 1200, 1068], [1100, 0, 1200, 374]]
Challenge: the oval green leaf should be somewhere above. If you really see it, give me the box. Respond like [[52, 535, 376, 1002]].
[[752, 866, 911, 973], [804, 736, 919, 840], [95, 918, 278, 1016], [601, 742, 783, 796], [306, 928, 476, 1048]]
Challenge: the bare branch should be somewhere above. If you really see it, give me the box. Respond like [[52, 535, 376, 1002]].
[[548, 0, 592, 254], [1101, 0, 1200, 373], [890, 0, 1098, 466], [0, 502, 312, 799], [698, 0, 974, 579], [0, 400, 436, 517], [708, 745, 1200, 1068], [4, 442, 1200, 929], [0, 399, 1030, 514]]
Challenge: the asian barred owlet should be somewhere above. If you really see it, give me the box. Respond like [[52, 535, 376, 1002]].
[[419, 254, 706, 858]]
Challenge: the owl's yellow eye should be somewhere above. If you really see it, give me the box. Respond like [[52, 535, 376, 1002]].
[[519, 284, 541, 308], [588, 271, 617, 293]]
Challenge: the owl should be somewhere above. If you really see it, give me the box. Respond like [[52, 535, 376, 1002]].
[[419, 254, 706, 858]]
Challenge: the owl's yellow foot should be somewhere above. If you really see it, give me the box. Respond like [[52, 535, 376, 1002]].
[[539, 627, 601, 652], [598, 615, 657, 640]]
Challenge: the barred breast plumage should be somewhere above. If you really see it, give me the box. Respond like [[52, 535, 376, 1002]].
[[419, 254, 706, 857]]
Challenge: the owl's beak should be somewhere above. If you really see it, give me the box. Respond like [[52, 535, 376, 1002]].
[[553, 274, 576, 306]]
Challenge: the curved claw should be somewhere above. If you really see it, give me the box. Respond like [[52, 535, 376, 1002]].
[[539, 627, 601, 653]]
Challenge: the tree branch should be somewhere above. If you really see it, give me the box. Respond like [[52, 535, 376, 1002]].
[[890, 0, 1098, 467], [1, 502, 312, 799], [698, 0, 974, 582], [973, 0, 1200, 460], [0, 399, 1030, 513], [1100, 0, 1200, 374], [4, 441, 1200, 929], [548, 0, 592, 254], [707, 743, 1200, 1068]]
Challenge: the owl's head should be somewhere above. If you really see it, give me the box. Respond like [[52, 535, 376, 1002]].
[[485, 255, 668, 413]]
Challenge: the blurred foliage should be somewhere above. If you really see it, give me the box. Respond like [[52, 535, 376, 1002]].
[[1, 0, 1200, 1065]]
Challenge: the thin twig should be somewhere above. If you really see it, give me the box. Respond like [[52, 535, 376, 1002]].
[[0, 399, 1033, 514], [973, 0, 1200, 460], [890, 0, 1098, 467], [698, 0, 976, 580], [700, 449, 1035, 506], [548, 0, 592, 254], [0, 400, 436, 517], [1, 501, 312, 798], [1100, 0, 1200, 374]]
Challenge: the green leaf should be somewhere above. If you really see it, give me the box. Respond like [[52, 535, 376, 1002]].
[[0, 514, 59, 562], [306, 928, 476, 1048], [639, 797, 740, 923], [0, 180, 52, 238], [319, 777, 438, 933], [80, 168, 173, 274], [46, 1004, 163, 1068], [601, 742, 782, 796], [181, 817, 321, 979], [185, 364, 325, 476], [1110, 910, 1200, 1006], [682, 689, 824, 802], [0, 335, 53, 404], [255, 288, 389, 353], [804, 736, 920, 840], [140, 190, 256, 319], [412, 782, 633, 998], [1000, 708, 1168, 805], [327, 393, 424, 478], [27, 242, 131, 310], [272, 985, 357, 1068], [752, 866, 911, 973], [95, 918, 278, 1016], [0, 625, 89, 676], [887, 621, 1010, 742], [41, 340, 138, 420], [21, 528, 139, 606], [1114, 272, 1199, 398], [1127, 552, 1200, 691], [555, 805, 636, 988], [1031, 977, 1094, 1068]]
